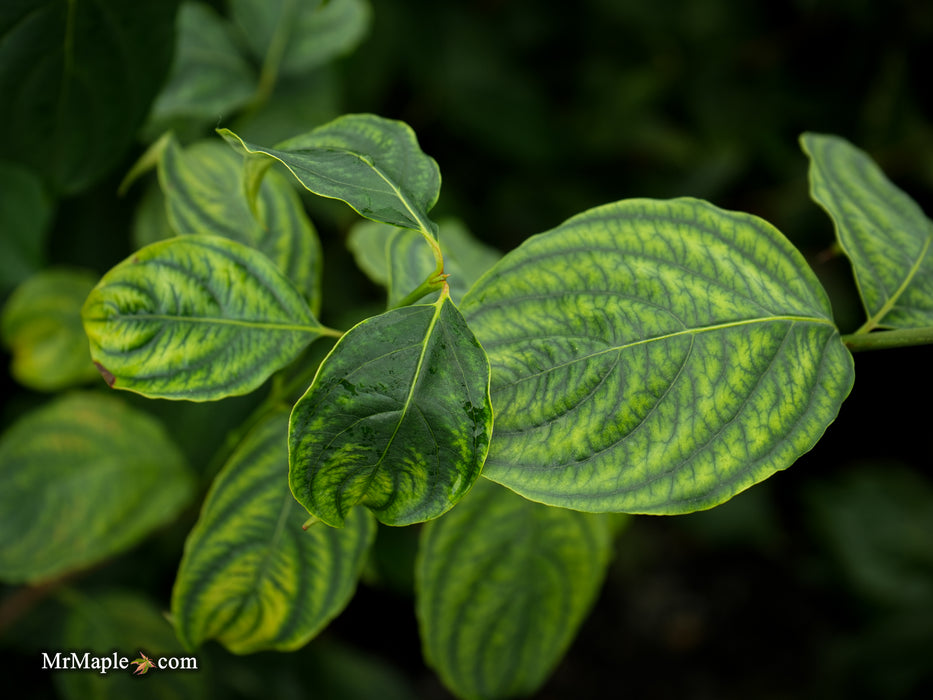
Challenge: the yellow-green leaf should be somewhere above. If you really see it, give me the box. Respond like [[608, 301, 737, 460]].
[[0, 392, 193, 584], [173, 412, 375, 654], [158, 135, 323, 309], [416, 479, 617, 700], [1, 268, 99, 391], [289, 289, 492, 527], [462, 197, 854, 514], [82, 235, 327, 401], [801, 132, 933, 330]]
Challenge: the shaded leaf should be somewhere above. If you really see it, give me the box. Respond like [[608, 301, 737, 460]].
[[0, 160, 52, 291], [348, 217, 502, 306], [805, 463, 933, 608], [801, 132, 933, 330], [212, 639, 418, 700], [232, 69, 342, 147], [417, 479, 617, 700], [0, 0, 179, 193], [289, 289, 492, 527], [131, 179, 173, 250], [230, 0, 371, 77], [220, 114, 441, 234], [462, 198, 854, 514], [173, 411, 375, 654], [158, 135, 323, 308], [57, 589, 208, 700], [82, 235, 326, 401], [1, 268, 99, 391], [144, 1, 256, 138], [0, 392, 193, 584]]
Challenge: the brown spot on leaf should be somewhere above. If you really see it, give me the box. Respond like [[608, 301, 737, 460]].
[[94, 362, 116, 387]]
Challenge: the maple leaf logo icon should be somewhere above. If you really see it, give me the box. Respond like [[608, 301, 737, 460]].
[[130, 651, 155, 676]]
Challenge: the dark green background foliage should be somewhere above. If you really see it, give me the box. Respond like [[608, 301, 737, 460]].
[[1, 1, 932, 698]]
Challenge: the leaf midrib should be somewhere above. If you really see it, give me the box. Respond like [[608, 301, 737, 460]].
[[859, 228, 932, 331], [218, 487, 295, 647], [89, 312, 322, 333], [500, 314, 835, 388], [362, 299, 445, 498], [251, 138, 434, 235]]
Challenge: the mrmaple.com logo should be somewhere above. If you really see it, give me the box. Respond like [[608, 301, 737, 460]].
[[41, 650, 198, 675]]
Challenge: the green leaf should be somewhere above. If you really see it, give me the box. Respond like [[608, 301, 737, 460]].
[[289, 289, 492, 527], [219, 114, 441, 235], [231, 68, 343, 147], [461, 197, 854, 514], [347, 221, 392, 287], [0, 392, 193, 584], [230, 0, 371, 77], [173, 411, 376, 654], [0, 0, 179, 193], [1, 268, 99, 391], [0, 160, 52, 291], [348, 217, 502, 306], [82, 235, 327, 401], [57, 590, 208, 700], [416, 479, 617, 700], [158, 135, 323, 309], [801, 132, 933, 330], [131, 180, 174, 250], [144, 2, 256, 138]]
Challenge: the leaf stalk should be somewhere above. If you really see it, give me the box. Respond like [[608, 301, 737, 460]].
[[842, 326, 933, 352]]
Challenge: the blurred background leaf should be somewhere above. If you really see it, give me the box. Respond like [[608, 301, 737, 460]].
[[0, 0, 180, 195]]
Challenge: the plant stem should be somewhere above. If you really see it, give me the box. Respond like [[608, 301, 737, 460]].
[[390, 221, 448, 308], [390, 270, 449, 309], [318, 325, 344, 339], [842, 326, 933, 352]]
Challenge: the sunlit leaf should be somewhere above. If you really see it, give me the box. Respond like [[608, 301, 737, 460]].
[[158, 135, 323, 308], [462, 197, 854, 514], [173, 411, 375, 654], [417, 479, 617, 699], [289, 288, 492, 527], [57, 590, 208, 699], [144, 2, 256, 138], [348, 217, 502, 306], [230, 0, 371, 77], [82, 235, 326, 401], [801, 132, 933, 330], [0, 393, 193, 584], [220, 114, 441, 234], [1, 268, 99, 391], [0, 0, 178, 193]]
